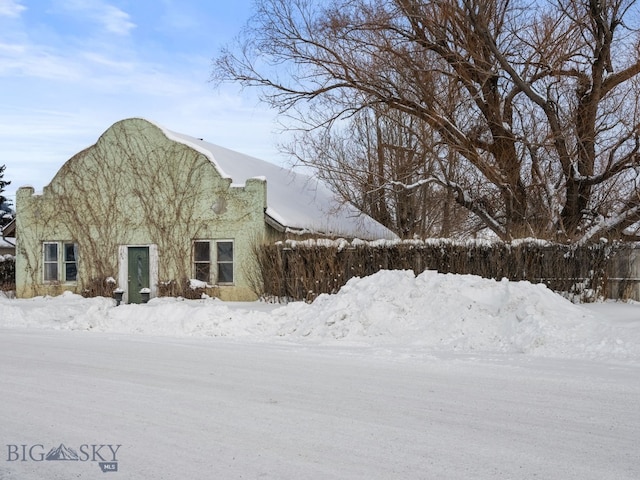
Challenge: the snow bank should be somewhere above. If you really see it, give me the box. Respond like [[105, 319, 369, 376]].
[[277, 270, 635, 359], [0, 291, 275, 338], [1, 271, 638, 361]]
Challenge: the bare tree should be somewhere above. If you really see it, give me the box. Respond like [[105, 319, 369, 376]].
[[213, 0, 640, 241], [286, 104, 472, 237]]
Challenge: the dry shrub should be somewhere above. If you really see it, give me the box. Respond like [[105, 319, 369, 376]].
[[82, 276, 118, 298], [254, 240, 621, 302], [0, 255, 15, 291], [158, 278, 219, 300]]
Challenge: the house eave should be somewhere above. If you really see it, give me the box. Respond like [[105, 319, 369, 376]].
[[264, 212, 329, 237], [264, 212, 286, 233], [1, 218, 15, 239]]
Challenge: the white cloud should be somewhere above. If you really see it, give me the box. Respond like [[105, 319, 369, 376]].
[[101, 4, 135, 35], [0, 0, 26, 18], [0, 42, 25, 54], [0, 1, 286, 202], [80, 51, 135, 72], [0, 42, 85, 80], [60, 0, 135, 36]]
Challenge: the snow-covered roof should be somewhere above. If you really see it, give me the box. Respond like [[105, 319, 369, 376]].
[[155, 122, 397, 240], [0, 236, 14, 249]]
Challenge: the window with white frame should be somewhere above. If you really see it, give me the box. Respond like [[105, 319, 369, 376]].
[[43, 243, 59, 282], [43, 242, 78, 283], [216, 241, 234, 284], [193, 240, 234, 284]]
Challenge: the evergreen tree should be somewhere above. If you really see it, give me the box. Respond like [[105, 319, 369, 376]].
[[0, 165, 11, 227], [0, 165, 9, 205]]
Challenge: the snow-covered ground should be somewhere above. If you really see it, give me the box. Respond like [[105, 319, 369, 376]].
[[1, 270, 639, 479], [2, 270, 639, 361]]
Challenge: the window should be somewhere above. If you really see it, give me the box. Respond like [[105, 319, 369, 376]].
[[216, 241, 234, 284], [43, 243, 58, 282], [43, 242, 78, 283], [193, 241, 210, 282], [64, 243, 77, 282], [193, 240, 234, 284]]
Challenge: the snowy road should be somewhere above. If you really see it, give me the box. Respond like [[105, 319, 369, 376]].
[[1, 328, 638, 479]]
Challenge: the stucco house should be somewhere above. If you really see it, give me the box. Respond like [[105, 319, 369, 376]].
[[15, 118, 396, 302]]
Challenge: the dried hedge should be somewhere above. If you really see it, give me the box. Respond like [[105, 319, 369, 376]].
[[254, 239, 623, 302], [0, 255, 15, 291]]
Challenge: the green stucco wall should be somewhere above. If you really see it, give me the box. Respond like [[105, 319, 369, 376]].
[[16, 118, 270, 301]]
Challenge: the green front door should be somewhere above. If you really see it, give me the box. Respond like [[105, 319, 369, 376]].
[[127, 246, 150, 304]]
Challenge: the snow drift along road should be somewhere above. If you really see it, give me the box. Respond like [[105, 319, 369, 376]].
[[1, 270, 638, 361]]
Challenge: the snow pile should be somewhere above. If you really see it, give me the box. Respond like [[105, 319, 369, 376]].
[[0, 292, 275, 338], [1, 270, 638, 361], [277, 270, 633, 358]]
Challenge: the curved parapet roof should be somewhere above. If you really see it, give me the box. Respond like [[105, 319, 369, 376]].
[[151, 120, 397, 241]]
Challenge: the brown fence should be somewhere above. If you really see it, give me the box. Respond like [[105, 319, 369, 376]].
[[254, 239, 639, 302], [607, 246, 640, 301]]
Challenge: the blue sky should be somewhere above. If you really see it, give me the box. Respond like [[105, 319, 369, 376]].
[[0, 0, 284, 204]]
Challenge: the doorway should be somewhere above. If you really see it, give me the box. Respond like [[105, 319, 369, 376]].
[[127, 246, 150, 304]]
